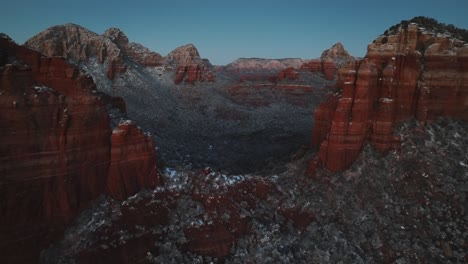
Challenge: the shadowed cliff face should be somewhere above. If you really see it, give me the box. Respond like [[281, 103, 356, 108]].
[[0, 35, 162, 263], [310, 23, 468, 173]]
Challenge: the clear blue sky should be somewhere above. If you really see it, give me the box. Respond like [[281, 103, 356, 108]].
[[2, 0, 467, 65]]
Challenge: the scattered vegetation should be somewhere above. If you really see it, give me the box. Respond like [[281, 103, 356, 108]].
[[384, 16, 468, 42]]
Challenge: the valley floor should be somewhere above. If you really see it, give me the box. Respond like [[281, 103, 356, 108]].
[[42, 118, 468, 263]]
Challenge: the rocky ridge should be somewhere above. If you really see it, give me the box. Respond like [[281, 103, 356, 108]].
[[24, 24, 164, 80], [25, 24, 215, 85], [219, 58, 305, 82], [309, 22, 468, 173]]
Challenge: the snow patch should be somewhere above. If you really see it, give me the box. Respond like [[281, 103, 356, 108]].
[[119, 119, 134, 126], [380, 98, 393, 103], [33, 85, 54, 93], [112, 128, 124, 134], [165, 167, 177, 178]]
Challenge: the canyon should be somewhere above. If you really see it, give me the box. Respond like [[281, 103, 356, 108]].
[[1, 17, 467, 263]]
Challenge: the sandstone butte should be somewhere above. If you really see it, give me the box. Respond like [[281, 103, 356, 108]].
[[309, 24, 468, 174], [168, 44, 216, 84], [0, 35, 162, 262], [300, 42, 355, 81]]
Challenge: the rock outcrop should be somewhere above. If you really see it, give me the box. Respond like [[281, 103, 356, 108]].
[[310, 23, 468, 173], [277, 67, 299, 81], [165, 43, 202, 66], [301, 42, 354, 80], [0, 35, 162, 263], [167, 44, 215, 84], [174, 63, 215, 84], [107, 121, 162, 200], [24, 24, 163, 80]]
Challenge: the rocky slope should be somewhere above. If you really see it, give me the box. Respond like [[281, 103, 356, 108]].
[[40, 118, 468, 263], [310, 22, 468, 173], [0, 34, 162, 263]]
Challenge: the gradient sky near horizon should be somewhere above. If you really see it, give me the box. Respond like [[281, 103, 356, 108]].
[[2, 0, 468, 65]]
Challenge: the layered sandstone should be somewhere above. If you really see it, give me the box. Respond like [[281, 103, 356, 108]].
[[174, 63, 215, 84], [24, 24, 163, 80], [311, 24, 468, 173], [107, 121, 162, 200], [0, 35, 161, 263], [167, 44, 215, 84], [277, 67, 299, 81], [301, 42, 354, 80]]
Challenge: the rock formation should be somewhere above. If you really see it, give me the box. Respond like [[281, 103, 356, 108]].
[[174, 63, 215, 84], [277, 67, 299, 81], [107, 121, 162, 200], [165, 43, 202, 66], [310, 23, 468, 173], [0, 35, 162, 263], [24, 24, 163, 80], [301, 42, 354, 80], [167, 44, 215, 84]]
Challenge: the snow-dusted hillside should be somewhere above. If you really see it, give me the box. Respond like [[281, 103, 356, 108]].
[[41, 118, 468, 263]]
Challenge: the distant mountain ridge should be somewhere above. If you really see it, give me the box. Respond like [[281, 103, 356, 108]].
[[24, 24, 215, 82], [23, 23, 359, 85]]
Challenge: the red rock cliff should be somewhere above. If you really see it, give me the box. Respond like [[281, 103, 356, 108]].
[[174, 63, 215, 84], [24, 24, 163, 80], [107, 121, 162, 200], [0, 35, 162, 263], [310, 24, 468, 173]]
